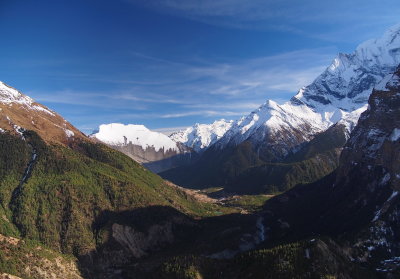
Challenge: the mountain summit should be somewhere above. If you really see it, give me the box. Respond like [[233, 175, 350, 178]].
[[91, 123, 194, 172], [263, 66, 400, 275], [170, 119, 234, 152], [161, 23, 400, 192], [0, 81, 85, 144], [217, 23, 400, 159]]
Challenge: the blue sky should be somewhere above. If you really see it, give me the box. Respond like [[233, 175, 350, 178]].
[[1, 0, 399, 134]]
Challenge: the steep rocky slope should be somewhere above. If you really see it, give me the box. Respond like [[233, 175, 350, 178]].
[[0, 82, 85, 144], [262, 67, 400, 277]]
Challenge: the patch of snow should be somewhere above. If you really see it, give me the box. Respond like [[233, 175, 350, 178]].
[[0, 82, 34, 106], [387, 191, 398, 202], [32, 105, 55, 116], [337, 104, 368, 137], [389, 128, 400, 141], [380, 173, 391, 185], [374, 74, 393, 91], [372, 191, 398, 222], [65, 129, 74, 138], [0, 81, 55, 115], [13, 125, 25, 140], [93, 123, 179, 152], [305, 248, 310, 259]]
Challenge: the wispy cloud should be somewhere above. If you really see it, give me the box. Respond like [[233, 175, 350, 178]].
[[161, 110, 247, 119], [28, 46, 336, 128], [126, 0, 400, 43]]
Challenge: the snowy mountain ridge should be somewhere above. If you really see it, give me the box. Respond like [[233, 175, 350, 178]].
[[0, 81, 83, 143], [169, 119, 234, 152], [91, 123, 195, 173], [92, 123, 181, 152], [0, 81, 55, 116], [92, 24, 400, 164], [293, 23, 400, 111], [212, 23, 400, 159]]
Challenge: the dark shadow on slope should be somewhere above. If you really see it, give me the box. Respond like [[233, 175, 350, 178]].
[[80, 205, 259, 279], [261, 165, 397, 246], [161, 124, 348, 195], [143, 151, 199, 173], [108, 142, 199, 173]]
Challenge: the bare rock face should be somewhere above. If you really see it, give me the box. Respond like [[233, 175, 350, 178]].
[[91, 123, 198, 173], [332, 68, 400, 223], [338, 70, 400, 185], [111, 141, 197, 173], [84, 206, 199, 277]]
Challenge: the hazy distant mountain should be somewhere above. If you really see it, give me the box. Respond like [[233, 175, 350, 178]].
[[91, 123, 195, 172], [170, 119, 234, 152], [92, 119, 234, 173]]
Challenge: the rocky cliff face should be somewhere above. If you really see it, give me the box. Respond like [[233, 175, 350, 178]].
[[263, 67, 400, 277], [108, 141, 196, 173]]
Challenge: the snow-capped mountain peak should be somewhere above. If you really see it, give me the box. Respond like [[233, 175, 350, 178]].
[[0, 81, 85, 143], [0, 81, 34, 105], [0, 81, 55, 115], [170, 119, 234, 152], [92, 123, 179, 152], [212, 24, 400, 160], [293, 23, 400, 112]]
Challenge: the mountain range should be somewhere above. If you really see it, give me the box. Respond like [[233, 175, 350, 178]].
[[1, 22, 400, 279], [159, 23, 400, 193]]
